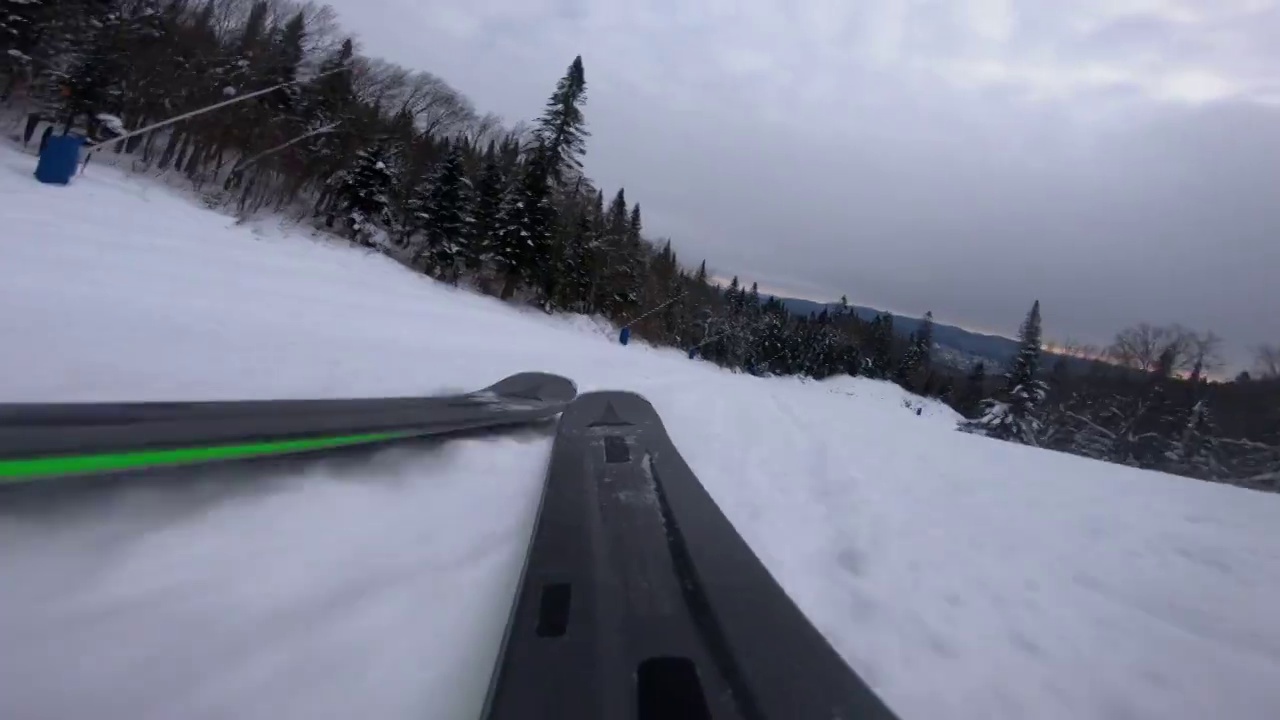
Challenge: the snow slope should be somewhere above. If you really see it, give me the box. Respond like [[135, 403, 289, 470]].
[[2, 142, 1280, 720]]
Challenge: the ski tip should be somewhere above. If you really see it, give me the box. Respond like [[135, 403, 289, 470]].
[[486, 373, 578, 405], [558, 391, 661, 433]]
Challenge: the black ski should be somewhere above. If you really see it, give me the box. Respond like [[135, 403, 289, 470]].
[[482, 391, 899, 720], [0, 372, 576, 482]]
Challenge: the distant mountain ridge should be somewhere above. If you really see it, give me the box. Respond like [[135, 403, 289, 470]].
[[773, 296, 1088, 373]]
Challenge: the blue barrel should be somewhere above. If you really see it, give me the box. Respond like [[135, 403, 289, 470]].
[[34, 134, 85, 185], [618, 327, 631, 346]]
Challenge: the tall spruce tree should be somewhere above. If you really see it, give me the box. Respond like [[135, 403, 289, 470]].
[[500, 55, 589, 304], [532, 55, 589, 187], [965, 300, 1049, 444]]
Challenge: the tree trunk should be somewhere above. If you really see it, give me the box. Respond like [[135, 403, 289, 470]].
[[500, 271, 520, 300], [23, 113, 42, 145], [184, 142, 204, 178]]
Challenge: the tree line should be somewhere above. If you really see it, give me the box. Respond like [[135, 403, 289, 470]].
[[962, 311, 1279, 490], [3, 0, 1276, 490]]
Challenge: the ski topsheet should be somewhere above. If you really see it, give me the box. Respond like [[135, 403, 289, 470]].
[[481, 391, 899, 720], [0, 372, 577, 483]]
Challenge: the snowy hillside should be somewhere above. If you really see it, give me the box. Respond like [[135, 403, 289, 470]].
[[2, 143, 1280, 720]]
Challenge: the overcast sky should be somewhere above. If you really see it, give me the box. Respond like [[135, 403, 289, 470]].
[[324, 0, 1279, 367]]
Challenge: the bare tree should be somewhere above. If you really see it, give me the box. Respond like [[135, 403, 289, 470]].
[[293, 1, 342, 57], [1108, 323, 1169, 372], [353, 57, 410, 110], [465, 111, 506, 147], [1256, 344, 1280, 379], [1187, 330, 1224, 374], [403, 73, 476, 138], [1108, 323, 1221, 375], [1055, 338, 1104, 361]]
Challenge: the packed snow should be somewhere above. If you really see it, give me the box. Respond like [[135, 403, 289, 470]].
[[2, 141, 1280, 720]]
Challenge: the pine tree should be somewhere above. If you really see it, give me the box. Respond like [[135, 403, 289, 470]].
[[895, 332, 924, 386], [1165, 398, 1220, 478], [532, 55, 589, 186], [470, 147, 506, 272], [894, 311, 934, 391], [489, 155, 545, 299], [962, 362, 987, 417], [629, 203, 642, 241], [620, 202, 647, 311], [415, 144, 474, 281], [1132, 343, 1185, 466], [595, 188, 636, 315], [964, 300, 1049, 445], [555, 207, 593, 311], [516, 153, 559, 300], [863, 314, 894, 378], [57, 2, 127, 132], [489, 55, 588, 301], [605, 188, 627, 235], [915, 311, 934, 371], [326, 145, 395, 244], [0, 0, 45, 68]]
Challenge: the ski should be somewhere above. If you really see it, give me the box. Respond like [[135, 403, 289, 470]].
[[482, 391, 899, 720], [0, 372, 576, 484]]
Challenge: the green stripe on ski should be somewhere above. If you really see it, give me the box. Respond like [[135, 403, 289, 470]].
[[0, 430, 416, 484]]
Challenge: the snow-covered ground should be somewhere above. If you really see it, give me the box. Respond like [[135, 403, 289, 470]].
[[2, 141, 1279, 720]]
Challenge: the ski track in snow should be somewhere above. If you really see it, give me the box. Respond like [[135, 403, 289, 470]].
[[3, 143, 1280, 720]]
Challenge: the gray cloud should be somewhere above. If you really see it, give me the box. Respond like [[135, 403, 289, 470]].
[[325, 0, 1280, 366]]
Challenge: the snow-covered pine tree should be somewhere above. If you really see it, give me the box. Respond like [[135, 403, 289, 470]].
[[553, 207, 593, 311], [490, 157, 541, 299], [514, 153, 557, 301], [963, 300, 1049, 445], [1164, 398, 1221, 478], [1157, 360, 1222, 478], [0, 0, 45, 73], [325, 145, 396, 245], [725, 276, 741, 312], [621, 202, 646, 308], [415, 143, 474, 282], [1122, 344, 1185, 467], [894, 312, 934, 391], [593, 188, 631, 314], [56, 0, 128, 133], [915, 311, 934, 371], [862, 314, 894, 378], [492, 55, 588, 303], [895, 332, 924, 386], [469, 145, 506, 273]]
